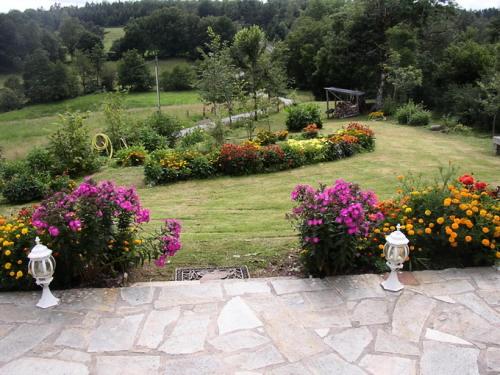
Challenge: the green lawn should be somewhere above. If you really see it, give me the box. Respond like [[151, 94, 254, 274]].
[[5, 113, 497, 280], [103, 27, 125, 52]]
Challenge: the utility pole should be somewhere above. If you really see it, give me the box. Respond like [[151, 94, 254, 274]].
[[155, 53, 161, 113]]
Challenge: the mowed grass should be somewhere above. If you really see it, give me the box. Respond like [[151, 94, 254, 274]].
[[15, 115, 491, 280], [103, 27, 125, 52]]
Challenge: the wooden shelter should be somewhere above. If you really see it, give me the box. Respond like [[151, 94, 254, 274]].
[[325, 87, 365, 119]]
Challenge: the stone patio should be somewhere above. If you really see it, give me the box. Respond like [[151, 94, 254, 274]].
[[0, 267, 499, 374]]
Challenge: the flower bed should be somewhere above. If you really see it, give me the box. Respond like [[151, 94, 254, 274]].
[[145, 123, 375, 185], [289, 170, 499, 277], [1, 179, 182, 291]]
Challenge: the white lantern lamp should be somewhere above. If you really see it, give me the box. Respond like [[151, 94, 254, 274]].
[[28, 237, 59, 308], [381, 224, 410, 292]]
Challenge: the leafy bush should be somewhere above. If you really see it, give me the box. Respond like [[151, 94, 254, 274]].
[[260, 144, 286, 170], [0, 87, 23, 112], [115, 146, 148, 166], [160, 65, 195, 91], [178, 128, 207, 149], [49, 112, 100, 177], [285, 103, 323, 131], [395, 101, 431, 126], [288, 180, 384, 276], [137, 126, 166, 152], [275, 130, 288, 141], [255, 129, 277, 145], [382, 97, 398, 115], [369, 170, 499, 269], [26, 147, 55, 175], [32, 179, 152, 288], [145, 112, 182, 147], [0, 209, 37, 290], [2, 173, 47, 204]]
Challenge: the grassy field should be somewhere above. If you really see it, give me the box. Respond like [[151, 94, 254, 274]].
[[103, 27, 125, 52]]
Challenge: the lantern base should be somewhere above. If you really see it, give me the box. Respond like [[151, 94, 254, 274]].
[[36, 283, 60, 309], [381, 267, 404, 292]]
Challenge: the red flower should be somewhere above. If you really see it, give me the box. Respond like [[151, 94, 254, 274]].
[[459, 174, 474, 185], [474, 181, 487, 191]]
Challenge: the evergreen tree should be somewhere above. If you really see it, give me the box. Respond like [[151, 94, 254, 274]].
[[117, 49, 153, 92]]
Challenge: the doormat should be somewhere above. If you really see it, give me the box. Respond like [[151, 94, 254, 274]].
[[175, 266, 250, 281]]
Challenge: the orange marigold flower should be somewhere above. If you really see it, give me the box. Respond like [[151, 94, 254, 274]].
[[482, 239, 490, 247]]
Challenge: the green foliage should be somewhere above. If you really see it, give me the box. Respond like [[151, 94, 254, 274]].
[[101, 62, 117, 91], [102, 92, 128, 149], [160, 65, 195, 91], [255, 129, 277, 145], [0, 88, 23, 112], [382, 97, 398, 116], [178, 128, 207, 149], [137, 126, 166, 152], [117, 49, 153, 92], [2, 174, 46, 204], [115, 145, 148, 166], [48, 112, 100, 176], [145, 112, 182, 146], [395, 101, 431, 126], [26, 147, 55, 175], [285, 103, 323, 131]]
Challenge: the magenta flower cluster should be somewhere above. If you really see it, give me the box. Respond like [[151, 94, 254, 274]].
[[290, 179, 384, 241], [32, 179, 150, 237], [154, 219, 182, 267]]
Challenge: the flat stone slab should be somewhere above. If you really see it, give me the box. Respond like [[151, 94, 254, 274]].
[[159, 312, 210, 354], [0, 357, 88, 375], [0, 324, 58, 362], [360, 354, 415, 375], [324, 327, 373, 362], [420, 341, 480, 375], [0, 268, 498, 374], [95, 355, 160, 375], [217, 296, 262, 334], [88, 314, 143, 352]]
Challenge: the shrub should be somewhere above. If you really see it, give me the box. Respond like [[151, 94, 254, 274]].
[[288, 180, 384, 276], [255, 129, 277, 145], [285, 138, 327, 163], [216, 142, 262, 175], [26, 147, 55, 175], [178, 128, 207, 149], [342, 122, 375, 151], [285, 103, 323, 131], [369, 170, 499, 269], [302, 124, 319, 139], [145, 112, 182, 147], [382, 97, 398, 116], [259, 144, 286, 171], [115, 146, 148, 167], [32, 179, 152, 288], [2, 173, 47, 204], [49, 112, 100, 177], [160, 65, 195, 91], [138, 126, 166, 152], [0, 87, 23, 112], [395, 101, 431, 126], [0, 209, 37, 291], [281, 143, 307, 168]]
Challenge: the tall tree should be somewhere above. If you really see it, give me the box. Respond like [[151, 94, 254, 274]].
[[232, 25, 267, 119], [117, 49, 153, 92]]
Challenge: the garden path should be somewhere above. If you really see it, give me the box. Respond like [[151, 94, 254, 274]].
[[0, 268, 499, 374]]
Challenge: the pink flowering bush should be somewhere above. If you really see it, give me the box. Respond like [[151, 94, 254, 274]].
[[31, 179, 166, 288], [288, 179, 384, 276]]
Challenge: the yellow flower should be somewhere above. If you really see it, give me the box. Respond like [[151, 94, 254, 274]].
[[378, 244, 384, 250], [496, 251, 500, 259], [437, 217, 445, 224], [4, 250, 11, 256], [4, 262, 12, 270], [16, 271, 23, 279], [429, 223, 435, 228], [418, 219, 424, 224], [466, 210, 473, 216], [482, 239, 490, 247], [465, 236, 472, 242], [374, 229, 380, 234], [17, 260, 22, 265], [479, 209, 487, 217], [452, 199, 460, 204], [459, 204, 468, 210], [21, 228, 28, 235], [425, 210, 431, 216], [133, 239, 142, 245], [405, 207, 412, 213], [408, 230, 415, 236], [9, 271, 14, 277], [472, 206, 479, 213], [482, 227, 490, 233], [443, 198, 452, 206]]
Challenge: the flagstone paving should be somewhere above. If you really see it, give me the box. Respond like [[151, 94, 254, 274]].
[[0, 267, 499, 374]]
